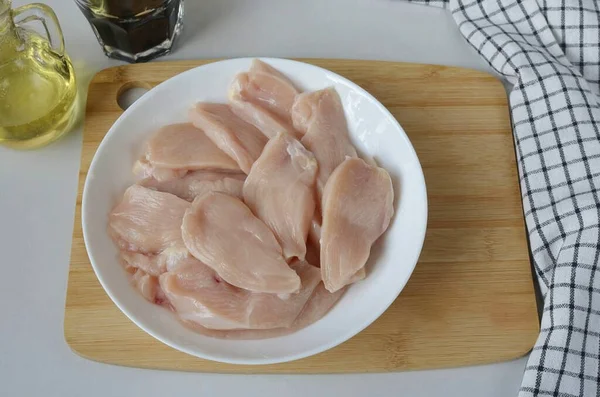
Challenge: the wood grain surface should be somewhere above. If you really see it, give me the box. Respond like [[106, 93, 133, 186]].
[[64, 59, 539, 373]]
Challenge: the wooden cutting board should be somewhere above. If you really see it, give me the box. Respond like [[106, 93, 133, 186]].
[[64, 59, 539, 373]]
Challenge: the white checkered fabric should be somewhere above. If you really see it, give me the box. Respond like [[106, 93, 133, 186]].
[[405, 1, 600, 396]]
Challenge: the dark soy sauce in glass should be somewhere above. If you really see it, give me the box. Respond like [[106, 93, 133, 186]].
[[76, 0, 184, 63]]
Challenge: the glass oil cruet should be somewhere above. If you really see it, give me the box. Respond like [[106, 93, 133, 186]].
[[0, 0, 77, 149]]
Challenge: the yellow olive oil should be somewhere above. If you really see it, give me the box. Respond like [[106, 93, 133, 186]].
[[0, 18, 77, 149]]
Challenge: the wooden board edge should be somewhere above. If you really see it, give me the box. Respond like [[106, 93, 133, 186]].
[[61, 337, 541, 375], [64, 205, 84, 342], [90, 57, 509, 90]]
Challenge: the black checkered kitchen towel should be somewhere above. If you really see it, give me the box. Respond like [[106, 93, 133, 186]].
[[404, 0, 600, 396]]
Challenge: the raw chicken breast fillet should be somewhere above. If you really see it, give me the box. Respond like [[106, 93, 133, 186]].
[[181, 191, 301, 294], [320, 157, 394, 293], [229, 60, 300, 138], [108, 185, 190, 254], [133, 123, 241, 181], [293, 283, 345, 329], [183, 281, 346, 339], [160, 258, 321, 330], [235, 59, 299, 120], [133, 158, 186, 182], [131, 269, 160, 303], [119, 246, 189, 277], [189, 103, 267, 174], [243, 132, 318, 260], [230, 97, 296, 139], [140, 170, 245, 201], [292, 87, 358, 200]]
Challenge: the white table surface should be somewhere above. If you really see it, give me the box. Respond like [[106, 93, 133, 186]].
[[0, 1, 533, 396]]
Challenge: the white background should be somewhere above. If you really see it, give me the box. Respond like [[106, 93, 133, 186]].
[[0, 1, 532, 396]]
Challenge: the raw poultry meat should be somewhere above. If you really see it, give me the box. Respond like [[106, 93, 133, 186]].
[[110, 185, 191, 303], [233, 60, 299, 121], [320, 157, 394, 293], [229, 60, 300, 138], [243, 132, 318, 260], [107, 60, 399, 339], [133, 123, 241, 181], [184, 281, 346, 339], [181, 191, 301, 294], [108, 185, 190, 254], [230, 97, 296, 139], [140, 170, 245, 201], [121, 251, 167, 277], [119, 246, 189, 277], [129, 268, 169, 306], [144, 123, 240, 171], [189, 103, 267, 174], [133, 158, 186, 182], [292, 87, 359, 266], [293, 283, 345, 329], [292, 87, 358, 200], [160, 258, 321, 330], [130, 269, 159, 303]]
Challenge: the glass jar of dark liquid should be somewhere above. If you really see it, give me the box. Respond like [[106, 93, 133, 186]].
[[74, 0, 184, 63]]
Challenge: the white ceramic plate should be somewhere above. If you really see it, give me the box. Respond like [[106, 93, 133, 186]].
[[82, 58, 427, 365]]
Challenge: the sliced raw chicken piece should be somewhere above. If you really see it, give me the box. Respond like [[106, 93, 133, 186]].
[[121, 252, 166, 277], [292, 87, 358, 199], [243, 132, 318, 260], [133, 158, 186, 182], [184, 281, 345, 339], [130, 269, 159, 303], [147, 123, 240, 171], [293, 282, 345, 329], [108, 185, 190, 254], [230, 96, 296, 139], [120, 246, 189, 277], [133, 123, 241, 181], [189, 103, 267, 174], [160, 258, 321, 330], [228, 60, 301, 138], [237, 59, 300, 120], [181, 191, 301, 293], [229, 65, 300, 138], [160, 257, 246, 330], [140, 170, 245, 201], [320, 157, 394, 293]]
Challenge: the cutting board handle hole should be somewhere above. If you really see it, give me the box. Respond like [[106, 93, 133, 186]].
[[117, 82, 152, 111]]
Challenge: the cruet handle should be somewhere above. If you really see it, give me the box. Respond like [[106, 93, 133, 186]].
[[12, 3, 66, 55]]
